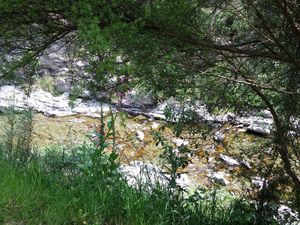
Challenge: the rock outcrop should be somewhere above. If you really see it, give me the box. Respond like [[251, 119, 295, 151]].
[[0, 85, 113, 117]]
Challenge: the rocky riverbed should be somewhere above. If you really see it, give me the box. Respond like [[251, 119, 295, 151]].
[[0, 85, 275, 193]]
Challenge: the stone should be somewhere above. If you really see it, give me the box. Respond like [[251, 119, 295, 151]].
[[175, 173, 191, 188], [238, 116, 273, 136], [67, 118, 85, 123], [247, 123, 271, 135], [213, 131, 225, 142], [151, 122, 159, 129], [172, 138, 189, 147], [116, 55, 123, 63], [53, 78, 71, 93], [241, 160, 252, 169], [118, 161, 191, 189], [136, 130, 145, 141], [220, 154, 240, 166], [120, 89, 157, 109], [210, 172, 229, 186], [146, 112, 166, 120], [262, 110, 273, 118], [118, 161, 167, 188], [251, 177, 267, 190], [75, 60, 87, 67], [149, 98, 214, 123], [276, 204, 299, 225], [214, 112, 236, 123], [0, 85, 114, 118], [204, 145, 216, 153], [80, 89, 92, 99], [241, 159, 252, 170]]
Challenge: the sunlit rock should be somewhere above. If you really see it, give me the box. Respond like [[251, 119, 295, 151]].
[[151, 122, 159, 129], [247, 123, 271, 135], [241, 160, 252, 169], [172, 138, 189, 147], [276, 204, 299, 225], [251, 176, 267, 190], [136, 130, 145, 141], [0, 85, 114, 117], [118, 161, 191, 189], [220, 154, 240, 166], [210, 172, 229, 186], [213, 130, 225, 142]]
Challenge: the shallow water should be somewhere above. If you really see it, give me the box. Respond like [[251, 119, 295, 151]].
[[0, 111, 270, 194]]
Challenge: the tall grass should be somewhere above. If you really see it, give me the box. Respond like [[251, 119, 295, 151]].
[[0, 108, 273, 225], [0, 155, 259, 225]]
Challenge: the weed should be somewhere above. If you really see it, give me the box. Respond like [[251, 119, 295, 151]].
[[0, 106, 34, 163], [34, 76, 61, 96]]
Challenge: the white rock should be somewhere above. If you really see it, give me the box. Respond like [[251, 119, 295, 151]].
[[220, 154, 240, 166], [247, 123, 271, 135], [211, 172, 229, 186], [116, 55, 123, 63], [0, 85, 115, 117], [67, 118, 85, 123], [136, 130, 145, 141], [146, 112, 166, 120], [175, 173, 191, 188], [118, 161, 191, 189], [172, 138, 189, 147], [76, 60, 86, 67], [276, 204, 299, 225], [241, 160, 252, 169], [151, 122, 159, 129], [251, 177, 267, 190], [214, 112, 236, 123], [204, 145, 216, 153], [262, 110, 273, 118], [118, 161, 167, 188], [214, 131, 225, 142], [120, 89, 157, 109]]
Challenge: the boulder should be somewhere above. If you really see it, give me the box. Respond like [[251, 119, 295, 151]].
[[239, 116, 273, 136], [53, 78, 71, 93], [149, 98, 213, 122], [246, 123, 271, 135], [121, 89, 157, 109], [241, 160, 252, 169]]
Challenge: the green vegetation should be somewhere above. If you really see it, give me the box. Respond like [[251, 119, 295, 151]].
[[0, 0, 300, 224], [0, 109, 262, 225], [0, 150, 258, 225], [33, 76, 62, 96]]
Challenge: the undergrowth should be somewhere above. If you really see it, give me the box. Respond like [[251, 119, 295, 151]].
[[0, 107, 276, 225]]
